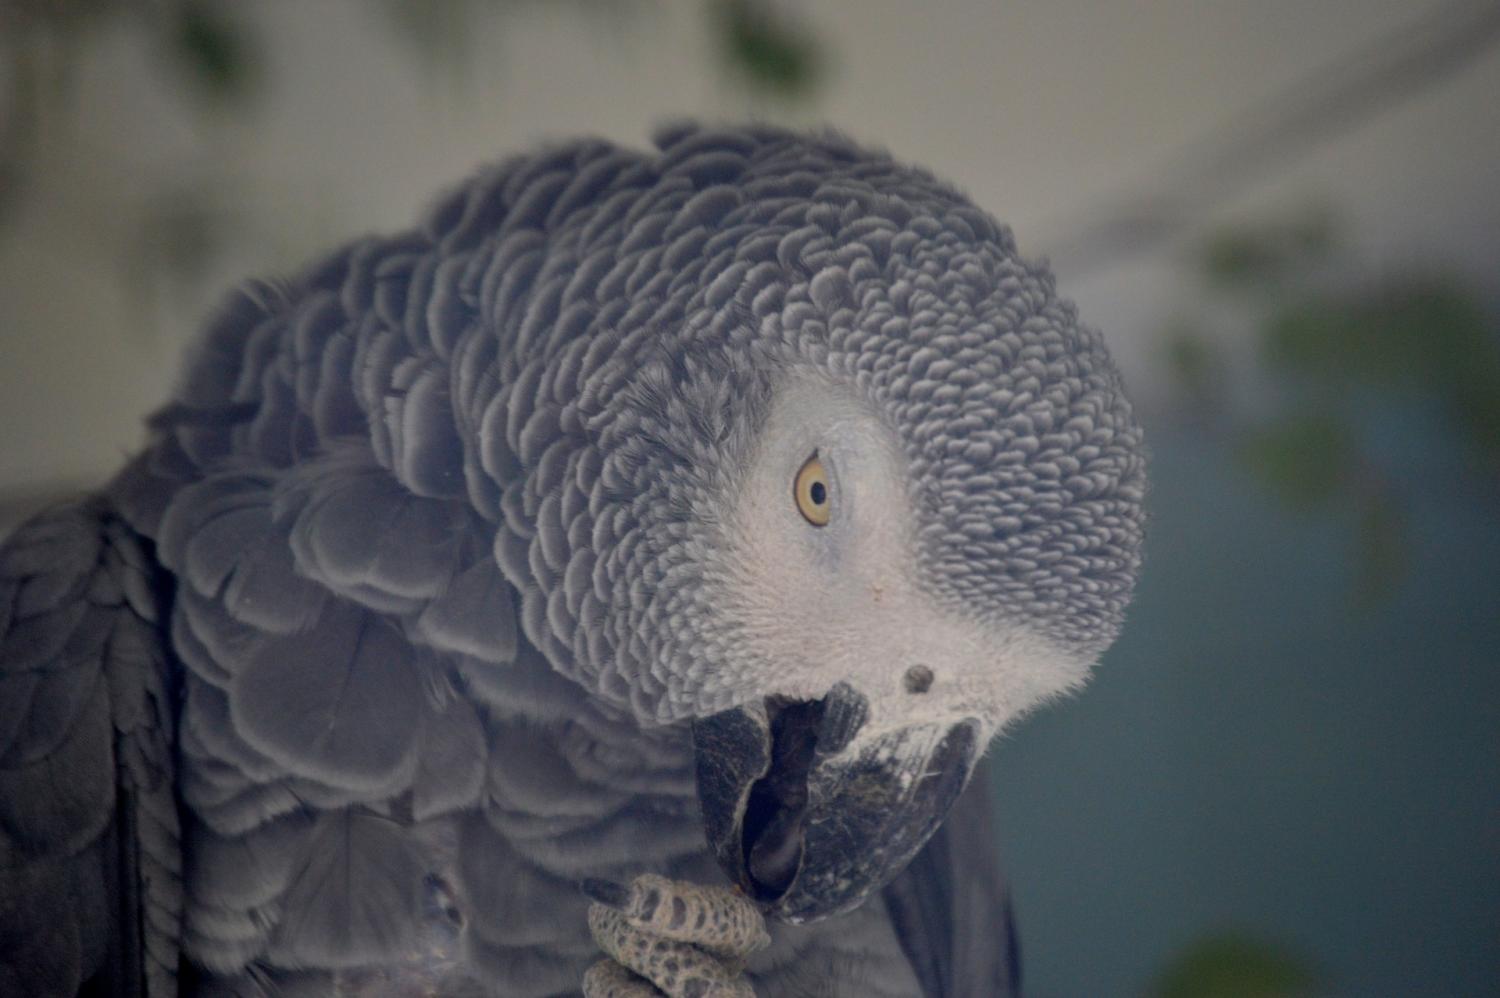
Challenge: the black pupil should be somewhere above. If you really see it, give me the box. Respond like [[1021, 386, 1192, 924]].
[[809, 481, 827, 506]]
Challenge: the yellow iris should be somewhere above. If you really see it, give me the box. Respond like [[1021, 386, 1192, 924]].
[[793, 453, 831, 526]]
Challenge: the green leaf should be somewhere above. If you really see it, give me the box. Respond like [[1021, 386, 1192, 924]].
[[1263, 281, 1489, 390], [1201, 231, 1292, 288], [1198, 209, 1336, 290], [1262, 280, 1500, 476], [1153, 933, 1321, 998], [168, 0, 258, 104], [713, 0, 824, 98], [1238, 413, 1355, 510], [1161, 321, 1234, 419]]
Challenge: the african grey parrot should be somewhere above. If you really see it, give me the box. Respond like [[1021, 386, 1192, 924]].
[[0, 123, 1146, 997]]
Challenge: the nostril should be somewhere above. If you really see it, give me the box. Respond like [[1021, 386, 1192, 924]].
[[903, 665, 934, 695]]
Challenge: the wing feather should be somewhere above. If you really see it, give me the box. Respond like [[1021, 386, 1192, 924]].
[[881, 753, 1021, 997], [0, 501, 181, 997]]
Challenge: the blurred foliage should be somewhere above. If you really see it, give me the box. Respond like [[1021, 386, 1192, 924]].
[[376, 0, 641, 84], [0, 0, 258, 217], [1264, 283, 1500, 461], [0, 0, 825, 210], [1238, 412, 1355, 509], [1163, 319, 1230, 416], [711, 0, 824, 98], [1199, 210, 1338, 293], [1151, 933, 1321, 998], [374, 0, 825, 96], [163, 0, 258, 106], [0, 0, 112, 215], [380, 0, 497, 77], [0, 0, 824, 318], [1165, 210, 1500, 604]]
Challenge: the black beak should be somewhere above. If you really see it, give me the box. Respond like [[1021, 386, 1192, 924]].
[[693, 683, 979, 923]]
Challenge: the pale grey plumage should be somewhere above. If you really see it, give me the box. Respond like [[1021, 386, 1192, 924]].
[[0, 123, 1145, 996]]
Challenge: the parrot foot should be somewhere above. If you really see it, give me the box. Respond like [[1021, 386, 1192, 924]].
[[582, 874, 769, 998], [583, 960, 664, 997]]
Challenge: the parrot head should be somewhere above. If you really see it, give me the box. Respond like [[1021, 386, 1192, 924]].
[[495, 126, 1147, 924], [688, 359, 1144, 922]]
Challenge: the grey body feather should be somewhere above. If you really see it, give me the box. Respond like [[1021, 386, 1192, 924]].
[[0, 124, 1145, 996]]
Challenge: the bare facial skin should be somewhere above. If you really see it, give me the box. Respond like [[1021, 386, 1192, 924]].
[[724, 375, 1090, 744]]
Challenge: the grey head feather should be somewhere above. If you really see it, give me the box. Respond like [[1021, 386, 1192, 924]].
[[458, 123, 1148, 720], [124, 122, 1144, 731]]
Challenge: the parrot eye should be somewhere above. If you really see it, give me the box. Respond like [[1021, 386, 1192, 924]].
[[793, 453, 831, 526]]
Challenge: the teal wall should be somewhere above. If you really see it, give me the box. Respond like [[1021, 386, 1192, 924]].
[[991, 419, 1500, 996]]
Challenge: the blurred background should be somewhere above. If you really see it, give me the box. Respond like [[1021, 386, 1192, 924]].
[[1, 1, 1496, 994]]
